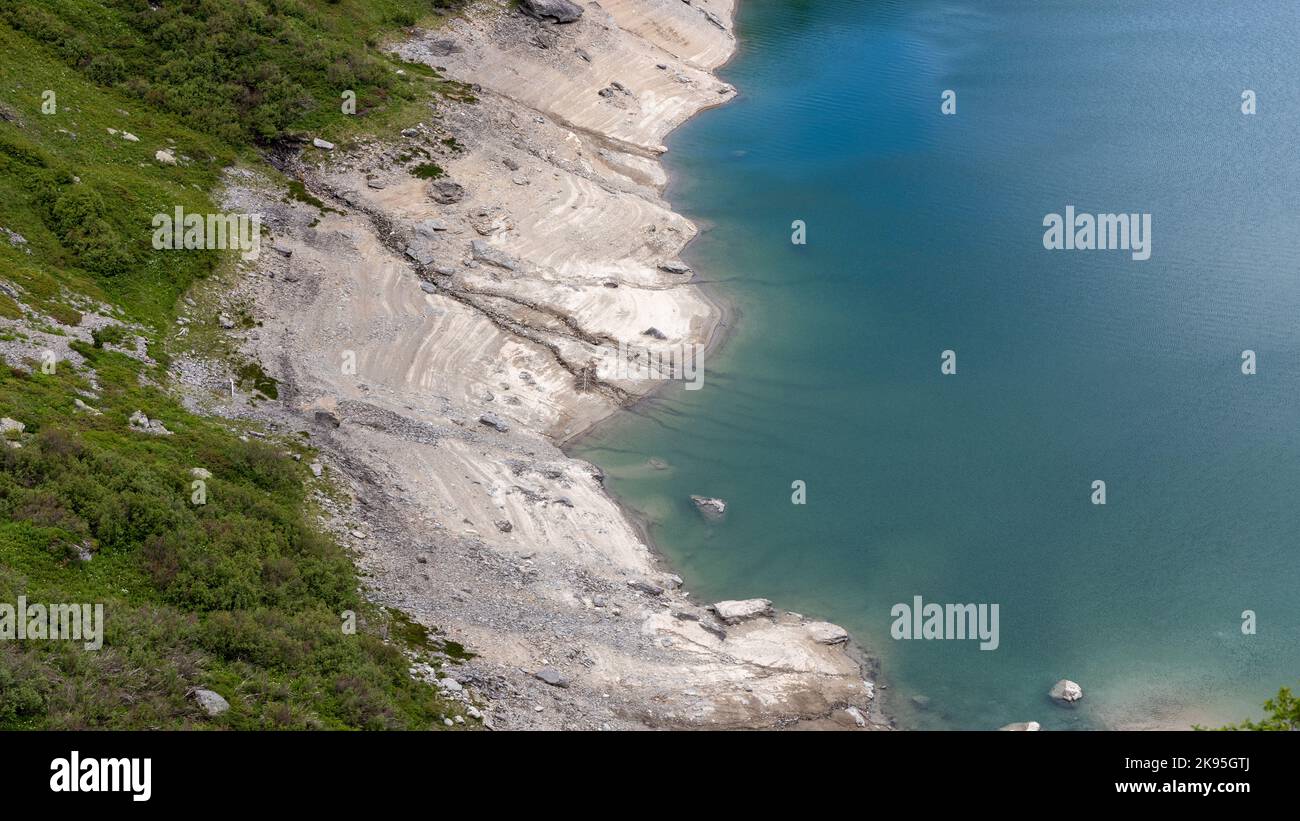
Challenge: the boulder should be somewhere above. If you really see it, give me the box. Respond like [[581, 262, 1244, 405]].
[[191, 688, 230, 716], [312, 137, 335, 150], [415, 219, 448, 237], [642, 327, 668, 340], [1, 417, 25, 435], [626, 579, 664, 596], [689, 494, 726, 519], [711, 598, 773, 624], [154, 149, 177, 165], [128, 410, 172, 436], [805, 621, 850, 645], [519, 0, 584, 24], [659, 260, 691, 275], [534, 667, 569, 688], [470, 240, 519, 270], [1050, 679, 1083, 703], [428, 180, 466, 204], [73, 398, 103, 416], [999, 721, 1042, 731], [479, 413, 510, 433], [190, 467, 212, 480], [405, 245, 437, 267]]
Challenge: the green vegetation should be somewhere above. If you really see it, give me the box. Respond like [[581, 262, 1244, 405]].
[[0, 1, 475, 730], [0, 352, 468, 729], [1208, 685, 1300, 731], [411, 161, 445, 180], [2, 0, 467, 146], [90, 323, 130, 349], [237, 362, 280, 401]]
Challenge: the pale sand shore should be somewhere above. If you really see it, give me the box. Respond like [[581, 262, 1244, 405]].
[[202, 0, 885, 729]]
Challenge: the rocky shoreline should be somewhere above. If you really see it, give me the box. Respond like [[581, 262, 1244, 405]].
[[187, 0, 886, 729]]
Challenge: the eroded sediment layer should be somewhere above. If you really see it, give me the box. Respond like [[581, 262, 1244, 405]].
[[208, 0, 884, 729]]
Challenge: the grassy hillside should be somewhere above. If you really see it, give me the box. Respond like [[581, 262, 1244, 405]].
[[0, 1, 472, 729]]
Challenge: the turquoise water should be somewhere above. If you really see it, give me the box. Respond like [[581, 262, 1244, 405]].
[[574, 0, 1300, 729]]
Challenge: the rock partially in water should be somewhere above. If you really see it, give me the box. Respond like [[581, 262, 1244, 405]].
[[711, 598, 773, 624], [805, 621, 850, 645], [690, 494, 726, 519], [999, 721, 1042, 731], [1049, 679, 1083, 703]]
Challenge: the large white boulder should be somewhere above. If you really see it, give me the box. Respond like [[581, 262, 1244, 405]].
[[1050, 679, 1083, 703], [805, 621, 850, 645], [711, 599, 774, 624], [999, 721, 1042, 731]]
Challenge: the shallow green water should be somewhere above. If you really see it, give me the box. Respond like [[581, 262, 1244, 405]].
[[574, 0, 1300, 729]]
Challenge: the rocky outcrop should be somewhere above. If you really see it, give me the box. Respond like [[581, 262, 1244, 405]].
[[128, 410, 173, 436]]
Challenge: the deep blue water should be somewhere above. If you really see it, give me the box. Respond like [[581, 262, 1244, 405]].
[[575, 0, 1300, 729]]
